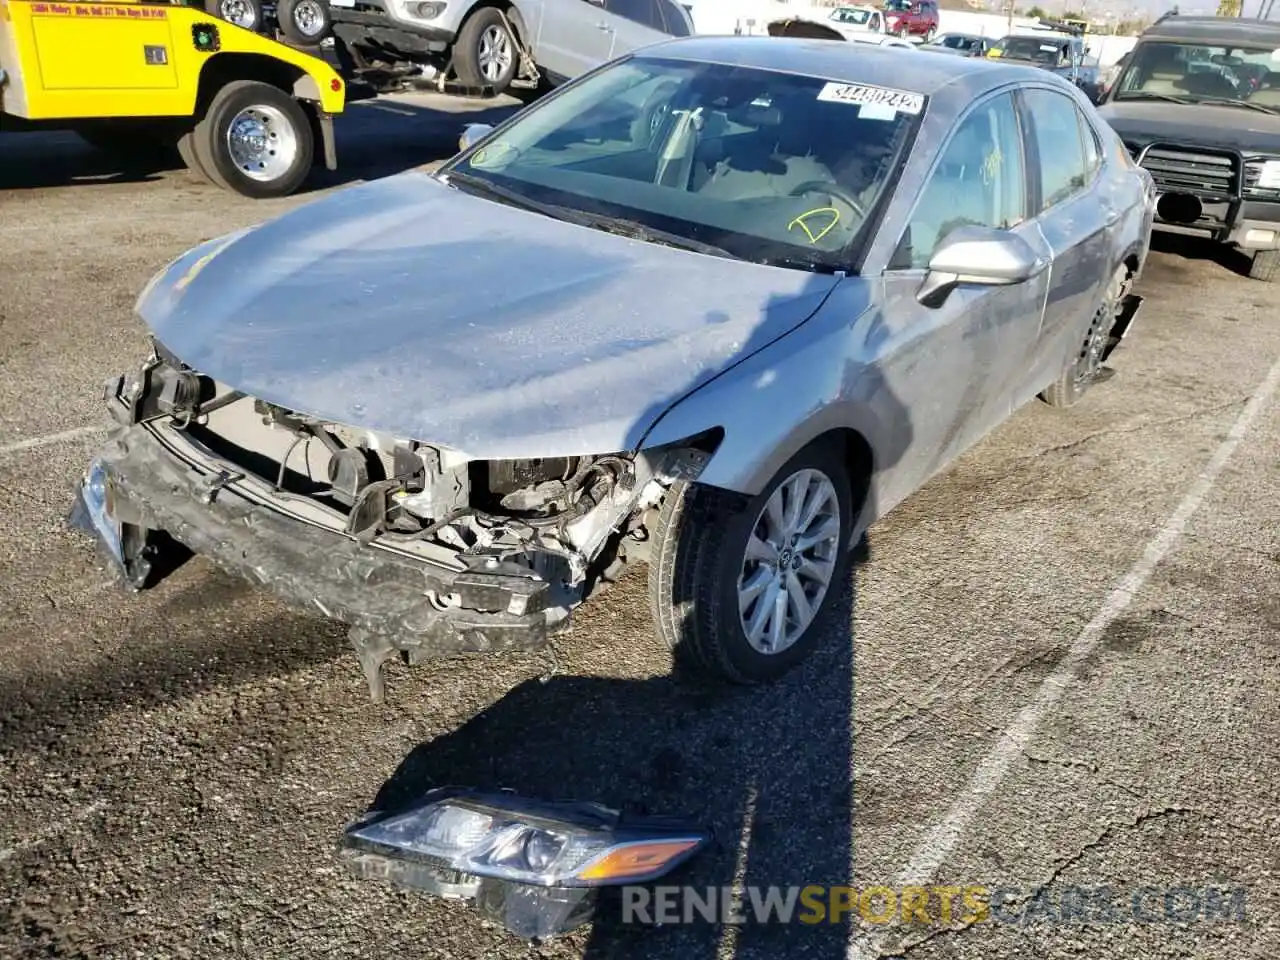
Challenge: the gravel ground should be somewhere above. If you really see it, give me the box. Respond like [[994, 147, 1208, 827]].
[[1, 92, 1278, 960]]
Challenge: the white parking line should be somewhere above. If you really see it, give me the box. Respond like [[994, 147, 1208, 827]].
[[849, 353, 1280, 959], [0, 424, 104, 457]]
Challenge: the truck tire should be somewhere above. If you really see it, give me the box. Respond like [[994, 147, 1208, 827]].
[[204, 0, 264, 32], [1248, 248, 1279, 282], [454, 7, 519, 92], [177, 130, 213, 184], [1040, 265, 1127, 408], [648, 443, 854, 684], [279, 0, 332, 45], [192, 80, 314, 199]]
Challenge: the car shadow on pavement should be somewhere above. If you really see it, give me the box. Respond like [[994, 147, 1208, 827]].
[[1148, 230, 1256, 280], [371, 570, 862, 959]]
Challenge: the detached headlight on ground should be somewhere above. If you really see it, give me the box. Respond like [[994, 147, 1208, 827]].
[[338, 788, 709, 937]]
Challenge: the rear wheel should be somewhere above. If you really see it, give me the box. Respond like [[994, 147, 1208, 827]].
[[192, 80, 314, 198], [279, 0, 332, 45], [1040, 265, 1127, 408], [1247, 248, 1279, 282], [454, 7, 519, 92], [648, 443, 854, 684]]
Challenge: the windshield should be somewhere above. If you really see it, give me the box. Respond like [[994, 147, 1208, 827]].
[[442, 57, 922, 272], [1114, 41, 1280, 106], [830, 7, 872, 24], [883, 0, 912, 11], [934, 34, 977, 50], [993, 36, 1067, 64]]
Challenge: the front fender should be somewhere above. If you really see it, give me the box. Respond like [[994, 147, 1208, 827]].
[[639, 288, 895, 497]]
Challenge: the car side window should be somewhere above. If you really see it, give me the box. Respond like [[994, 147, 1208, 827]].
[[606, 0, 664, 30], [894, 92, 1027, 269], [1078, 111, 1102, 181], [1023, 88, 1088, 210], [656, 0, 691, 36]]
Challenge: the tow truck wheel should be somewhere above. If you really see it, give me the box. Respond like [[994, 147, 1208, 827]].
[[279, 0, 332, 45], [192, 80, 314, 199], [177, 130, 212, 184], [1248, 249, 1279, 283], [454, 7, 519, 92]]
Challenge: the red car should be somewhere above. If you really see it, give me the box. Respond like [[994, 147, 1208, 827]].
[[883, 0, 939, 39]]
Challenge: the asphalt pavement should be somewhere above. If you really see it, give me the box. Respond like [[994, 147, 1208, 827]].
[[1, 92, 1277, 960]]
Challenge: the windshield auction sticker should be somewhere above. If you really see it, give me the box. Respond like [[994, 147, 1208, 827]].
[[817, 82, 925, 115]]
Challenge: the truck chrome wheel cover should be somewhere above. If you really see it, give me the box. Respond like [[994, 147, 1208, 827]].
[[737, 468, 841, 655], [226, 104, 298, 183]]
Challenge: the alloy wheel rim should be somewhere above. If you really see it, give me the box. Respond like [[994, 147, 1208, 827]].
[[737, 468, 841, 656], [225, 104, 298, 183], [478, 25, 514, 82]]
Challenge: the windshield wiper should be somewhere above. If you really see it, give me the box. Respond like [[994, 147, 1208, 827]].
[[442, 170, 586, 221], [1193, 96, 1280, 115], [1121, 92, 1194, 103], [568, 212, 740, 261]]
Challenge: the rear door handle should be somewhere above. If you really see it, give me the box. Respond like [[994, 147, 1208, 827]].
[[597, 21, 612, 30]]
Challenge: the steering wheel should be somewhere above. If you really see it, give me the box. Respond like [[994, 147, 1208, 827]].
[[788, 181, 867, 221]]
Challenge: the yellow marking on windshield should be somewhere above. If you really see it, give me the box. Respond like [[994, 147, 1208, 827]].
[[788, 207, 842, 244]]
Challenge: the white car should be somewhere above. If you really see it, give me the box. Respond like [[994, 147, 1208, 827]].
[[824, 5, 887, 41]]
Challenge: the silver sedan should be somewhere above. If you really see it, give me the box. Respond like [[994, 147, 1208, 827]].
[[73, 37, 1155, 699]]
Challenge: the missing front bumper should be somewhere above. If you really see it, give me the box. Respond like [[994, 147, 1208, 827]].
[[69, 426, 570, 700]]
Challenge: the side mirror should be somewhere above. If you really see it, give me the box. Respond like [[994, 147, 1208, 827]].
[[458, 123, 494, 152], [916, 226, 1043, 307]]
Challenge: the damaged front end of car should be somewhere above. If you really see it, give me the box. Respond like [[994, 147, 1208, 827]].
[[70, 342, 718, 701]]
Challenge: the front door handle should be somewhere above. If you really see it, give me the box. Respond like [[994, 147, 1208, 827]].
[[597, 21, 612, 29]]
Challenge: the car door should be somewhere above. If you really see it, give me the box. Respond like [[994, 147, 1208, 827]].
[[605, 0, 672, 55], [1016, 86, 1112, 405], [871, 90, 1051, 510], [536, 0, 617, 81]]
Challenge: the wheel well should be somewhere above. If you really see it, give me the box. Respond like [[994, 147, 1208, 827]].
[[1123, 252, 1140, 277], [805, 428, 875, 517], [195, 54, 307, 115]]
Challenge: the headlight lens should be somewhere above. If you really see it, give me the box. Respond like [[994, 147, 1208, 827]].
[[341, 789, 707, 887]]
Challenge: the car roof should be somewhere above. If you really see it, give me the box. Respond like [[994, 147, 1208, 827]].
[[1140, 16, 1280, 47], [640, 36, 1036, 95]]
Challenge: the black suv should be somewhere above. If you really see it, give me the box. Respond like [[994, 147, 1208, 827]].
[[1097, 16, 1280, 281]]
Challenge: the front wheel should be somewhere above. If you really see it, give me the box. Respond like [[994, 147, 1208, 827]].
[[279, 0, 332, 45], [1040, 265, 1127, 408], [454, 7, 519, 92], [648, 444, 854, 684], [192, 80, 314, 199], [1248, 248, 1279, 282]]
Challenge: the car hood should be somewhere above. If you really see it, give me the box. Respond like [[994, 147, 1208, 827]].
[[1098, 100, 1280, 153], [137, 172, 838, 460]]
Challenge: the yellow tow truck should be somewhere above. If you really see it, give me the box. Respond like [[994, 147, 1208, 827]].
[[0, 0, 345, 196]]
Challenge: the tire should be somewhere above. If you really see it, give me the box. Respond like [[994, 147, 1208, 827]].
[[1248, 248, 1280, 282], [192, 80, 314, 198], [278, 0, 332, 45], [453, 7, 519, 92], [177, 129, 212, 183], [924, 27, 936, 42], [204, 0, 264, 31], [1040, 265, 1128, 408], [648, 442, 855, 685]]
